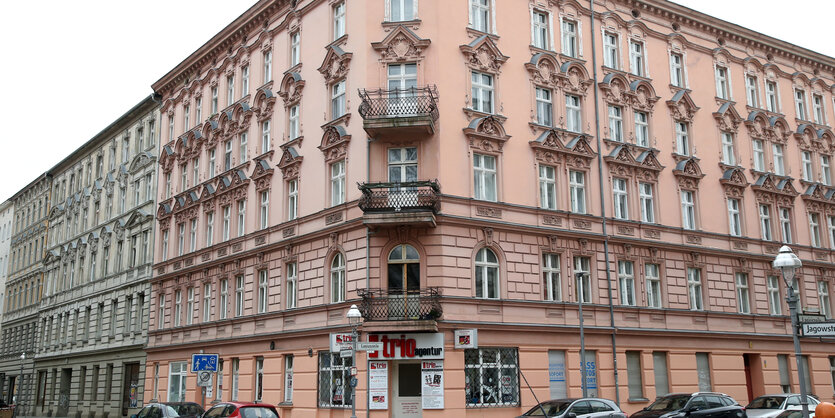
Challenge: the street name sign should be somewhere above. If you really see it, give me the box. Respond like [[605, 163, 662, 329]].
[[801, 322, 835, 337], [357, 342, 383, 352]]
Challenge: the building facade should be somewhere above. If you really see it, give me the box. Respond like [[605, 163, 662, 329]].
[[146, 0, 835, 417], [0, 174, 51, 413], [0, 200, 15, 372], [32, 96, 160, 417]]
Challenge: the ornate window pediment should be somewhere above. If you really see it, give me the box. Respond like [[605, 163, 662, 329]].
[[217, 102, 253, 140], [672, 158, 705, 189], [463, 115, 510, 153], [125, 209, 152, 229], [253, 88, 277, 121], [801, 184, 835, 214], [278, 146, 303, 179], [278, 72, 305, 107], [628, 80, 659, 112], [794, 124, 833, 153], [215, 170, 250, 208], [599, 73, 630, 106], [372, 24, 431, 62], [160, 144, 176, 173], [666, 90, 699, 122], [558, 61, 592, 96], [604, 145, 664, 181], [318, 45, 353, 84], [202, 117, 221, 149], [200, 185, 216, 212], [745, 111, 791, 143], [529, 128, 596, 168], [525, 53, 561, 88], [752, 173, 798, 206], [129, 151, 157, 175], [251, 159, 274, 191], [319, 125, 351, 163], [713, 102, 743, 133], [460, 35, 508, 74], [719, 167, 749, 197]]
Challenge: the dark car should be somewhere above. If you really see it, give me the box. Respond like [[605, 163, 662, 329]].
[[201, 402, 279, 418], [132, 402, 205, 418], [630, 393, 746, 418], [518, 397, 627, 418]]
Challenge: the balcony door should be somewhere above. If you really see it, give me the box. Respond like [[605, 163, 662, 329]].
[[388, 63, 418, 115], [388, 244, 420, 319], [388, 148, 418, 208]]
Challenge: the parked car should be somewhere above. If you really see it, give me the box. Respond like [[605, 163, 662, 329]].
[[201, 402, 279, 418], [518, 397, 627, 418], [132, 402, 204, 418], [745, 394, 820, 418], [630, 392, 745, 418], [774, 410, 816, 418]]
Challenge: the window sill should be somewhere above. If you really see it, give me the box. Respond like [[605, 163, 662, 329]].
[[277, 402, 293, 407], [382, 19, 421, 29], [628, 398, 650, 403]]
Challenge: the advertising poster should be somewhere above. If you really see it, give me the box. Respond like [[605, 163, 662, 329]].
[[453, 329, 478, 349], [421, 360, 444, 409], [369, 361, 389, 410], [330, 333, 355, 352]]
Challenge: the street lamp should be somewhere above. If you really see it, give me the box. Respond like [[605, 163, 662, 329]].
[[346, 304, 362, 418], [13, 352, 24, 418], [773, 245, 809, 418], [575, 273, 588, 398]]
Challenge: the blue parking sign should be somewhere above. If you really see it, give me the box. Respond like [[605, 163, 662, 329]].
[[192, 354, 219, 372]]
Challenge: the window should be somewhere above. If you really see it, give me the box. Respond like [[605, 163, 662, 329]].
[[241, 65, 250, 96], [470, 0, 490, 32], [184, 105, 190, 130], [168, 362, 188, 402], [331, 160, 346, 206], [289, 105, 300, 140], [618, 260, 635, 306], [813, 94, 825, 124], [791, 277, 803, 311], [286, 262, 297, 309], [189, 218, 197, 252], [613, 178, 628, 220], [829, 215, 835, 249], [543, 253, 561, 301], [566, 94, 581, 133], [259, 191, 269, 230], [760, 204, 773, 241], [177, 223, 185, 256], [287, 179, 298, 220], [261, 120, 270, 153], [728, 198, 741, 237], [802, 151, 813, 181], [539, 165, 557, 210], [471, 71, 494, 113], [318, 352, 352, 407], [634, 111, 648, 147], [574, 256, 591, 303], [819, 281, 831, 318], [203, 283, 212, 322], [736, 273, 750, 314], [721, 132, 735, 165], [258, 270, 268, 314], [696, 353, 711, 391], [675, 121, 689, 155], [222, 205, 231, 241], [206, 211, 214, 247], [681, 190, 695, 230], [687, 267, 703, 310], [227, 75, 235, 107], [331, 80, 346, 119], [186, 287, 194, 325], [603, 33, 619, 69], [464, 348, 519, 407], [532, 11, 549, 49], [752, 140, 765, 171], [608, 105, 623, 142], [773, 144, 785, 175], [390, 0, 414, 21], [284, 355, 294, 403], [231, 358, 240, 400], [810, 212, 822, 247], [235, 275, 244, 317], [830, 357, 835, 395], [331, 253, 346, 303], [653, 352, 669, 395], [629, 40, 644, 76], [333, 1, 346, 40], [746, 75, 759, 108], [767, 276, 782, 315], [536, 87, 553, 126], [174, 290, 182, 326], [639, 182, 654, 223], [569, 170, 586, 214], [239, 132, 248, 162], [211, 87, 219, 114], [263, 50, 272, 84], [715, 66, 729, 99], [149, 120, 156, 146], [670, 53, 683, 87], [255, 357, 264, 401], [561, 19, 577, 58], [224, 141, 232, 171], [475, 248, 499, 299], [778, 354, 791, 393], [795, 89, 807, 120], [766, 81, 778, 112], [290, 32, 300, 67], [822, 155, 831, 185], [626, 351, 643, 400], [219, 279, 228, 319], [473, 153, 497, 202], [645, 263, 661, 308], [237, 200, 246, 237], [209, 149, 216, 178]]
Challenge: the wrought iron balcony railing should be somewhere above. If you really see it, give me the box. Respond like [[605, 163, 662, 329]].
[[358, 180, 441, 213], [358, 287, 442, 321], [358, 85, 439, 121]]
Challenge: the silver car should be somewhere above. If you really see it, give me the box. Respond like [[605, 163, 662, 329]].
[[518, 398, 627, 418], [745, 394, 820, 418]]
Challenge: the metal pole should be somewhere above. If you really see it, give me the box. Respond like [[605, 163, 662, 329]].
[[577, 273, 587, 398], [783, 272, 810, 418], [351, 323, 358, 418]]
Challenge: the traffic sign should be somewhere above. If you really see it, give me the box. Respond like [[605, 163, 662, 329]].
[[192, 354, 220, 372], [197, 371, 214, 387], [340, 349, 353, 358], [801, 322, 835, 337], [357, 342, 383, 352]]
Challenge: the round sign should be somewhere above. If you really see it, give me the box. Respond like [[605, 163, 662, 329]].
[[350, 377, 358, 387]]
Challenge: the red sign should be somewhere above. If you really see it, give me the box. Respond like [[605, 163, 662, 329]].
[[366, 333, 444, 360]]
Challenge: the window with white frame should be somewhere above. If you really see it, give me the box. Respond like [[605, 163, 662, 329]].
[[255, 357, 264, 401], [721, 132, 735, 165], [569, 170, 586, 214], [574, 256, 591, 303], [186, 287, 195, 325], [634, 111, 648, 147], [239, 132, 248, 162], [471, 71, 494, 113], [543, 253, 561, 301], [603, 33, 619, 69], [475, 247, 499, 299], [766, 80, 778, 112], [813, 94, 825, 125], [752, 140, 765, 171], [261, 120, 271, 153], [618, 260, 635, 306], [219, 278, 228, 319], [670, 53, 683, 87], [203, 283, 212, 322], [810, 212, 822, 247], [818, 281, 831, 318], [608, 105, 623, 142], [192, 158, 199, 186], [289, 105, 299, 140], [779, 207, 792, 244], [727, 198, 741, 237], [222, 205, 231, 241], [532, 11, 549, 50], [802, 151, 813, 181], [539, 165, 556, 210], [331, 80, 346, 119], [646, 263, 661, 308], [735, 272, 750, 314], [687, 267, 703, 310], [746, 75, 759, 108], [390, 0, 415, 22], [773, 143, 785, 175], [331, 160, 346, 206], [675, 121, 689, 155], [241, 65, 250, 97], [180, 164, 188, 192], [822, 155, 832, 185], [639, 182, 654, 223], [561, 19, 578, 58], [259, 191, 269, 230], [258, 270, 268, 314], [168, 362, 188, 402], [286, 262, 297, 309], [206, 211, 214, 247], [263, 50, 272, 84], [613, 177, 628, 220], [629, 40, 644, 77], [681, 190, 696, 230], [767, 275, 782, 315], [829, 215, 835, 249], [209, 149, 216, 178], [470, 0, 491, 33], [318, 352, 352, 407], [715, 66, 729, 99], [536, 87, 553, 126], [331, 253, 346, 303], [235, 275, 244, 317], [287, 179, 298, 220], [227, 75, 235, 107], [177, 223, 185, 256], [224, 140, 232, 171], [189, 218, 197, 252], [566, 94, 581, 132], [211, 87, 219, 114], [231, 358, 240, 400], [795, 89, 807, 120], [184, 105, 190, 131], [157, 294, 165, 329], [237, 200, 246, 237], [473, 153, 497, 202], [760, 204, 773, 241], [333, 1, 346, 40], [284, 355, 294, 403], [174, 290, 182, 326], [290, 31, 301, 67]]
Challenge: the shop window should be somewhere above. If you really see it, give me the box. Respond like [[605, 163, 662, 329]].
[[464, 347, 519, 407], [168, 361, 188, 402], [318, 352, 353, 408]]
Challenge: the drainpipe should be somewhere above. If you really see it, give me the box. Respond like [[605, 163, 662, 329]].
[[588, 0, 620, 405], [365, 135, 372, 418]]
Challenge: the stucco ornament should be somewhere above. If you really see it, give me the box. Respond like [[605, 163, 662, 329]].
[[372, 25, 431, 62], [460, 36, 509, 74], [278, 146, 303, 180], [672, 158, 705, 189], [712, 103, 743, 133], [318, 46, 353, 84], [279, 72, 305, 107], [463, 115, 511, 152], [529, 129, 596, 169], [666, 90, 699, 122], [319, 125, 352, 163]]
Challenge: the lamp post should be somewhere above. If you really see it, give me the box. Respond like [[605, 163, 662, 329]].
[[346, 304, 362, 418], [575, 273, 588, 398], [13, 352, 24, 418], [773, 246, 809, 418]]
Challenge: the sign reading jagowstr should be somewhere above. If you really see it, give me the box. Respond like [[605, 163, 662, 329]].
[[801, 322, 835, 337]]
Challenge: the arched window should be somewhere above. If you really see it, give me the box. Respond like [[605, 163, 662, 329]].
[[331, 253, 345, 303], [388, 244, 420, 292], [475, 248, 499, 299]]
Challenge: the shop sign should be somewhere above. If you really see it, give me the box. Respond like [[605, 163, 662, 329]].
[[367, 333, 444, 360], [330, 333, 355, 352], [454, 329, 478, 349], [421, 360, 444, 409], [369, 361, 389, 410]]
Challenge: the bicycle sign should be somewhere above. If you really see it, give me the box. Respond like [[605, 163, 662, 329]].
[[192, 354, 219, 372]]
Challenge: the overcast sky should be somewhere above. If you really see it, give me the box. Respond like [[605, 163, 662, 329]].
[[0, 0, 832, 203]]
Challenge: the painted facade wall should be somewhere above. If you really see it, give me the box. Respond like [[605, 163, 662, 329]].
[[0, 201, 14, 343]]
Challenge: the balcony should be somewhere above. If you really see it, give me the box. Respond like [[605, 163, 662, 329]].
[[357, 180, 440, 227], [358, 287, 442, 333], [358, 85, 439, 137]]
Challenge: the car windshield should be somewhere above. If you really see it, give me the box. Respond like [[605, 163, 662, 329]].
[[163, 406, 180, 417], [647, 395, 691, 411], [524, 400, 574, 416], [747, 396, 786, 409], [172, 404, 202, 415]]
